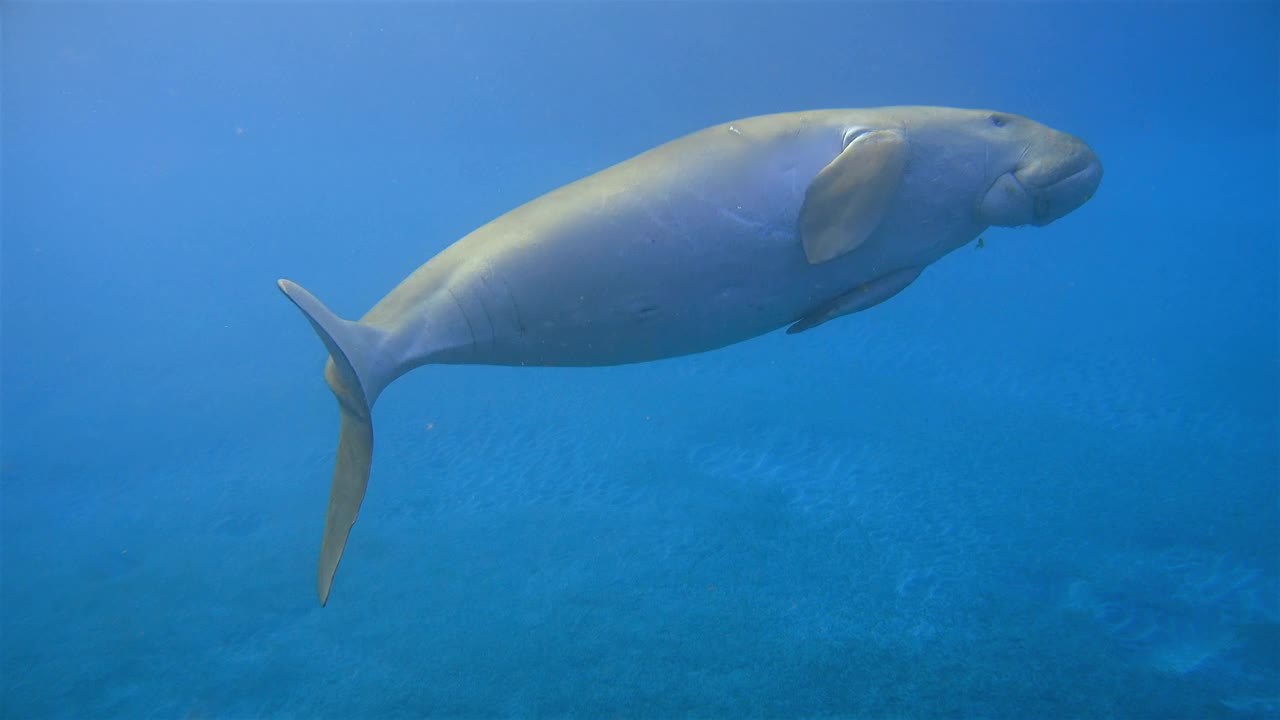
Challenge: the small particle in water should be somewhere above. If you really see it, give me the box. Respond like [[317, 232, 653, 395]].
[[976, 236, 985, 249], [727, 124, 741, 135]]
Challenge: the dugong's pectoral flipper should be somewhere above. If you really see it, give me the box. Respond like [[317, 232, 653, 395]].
[[277, 279, 388, 606], [800, 129, 906, 265], [787, 265, 924, 334]]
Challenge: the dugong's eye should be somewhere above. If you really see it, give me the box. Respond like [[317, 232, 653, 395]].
[[990, 114, 1009, 128]]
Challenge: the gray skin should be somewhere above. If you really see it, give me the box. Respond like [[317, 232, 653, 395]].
[[279, 106, 1103, 606]]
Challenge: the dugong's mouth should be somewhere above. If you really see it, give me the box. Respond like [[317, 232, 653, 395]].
[[979, 144, 1104, 227]]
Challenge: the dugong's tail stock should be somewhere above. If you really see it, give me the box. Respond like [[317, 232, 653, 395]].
[[277, 279, 389, 607]]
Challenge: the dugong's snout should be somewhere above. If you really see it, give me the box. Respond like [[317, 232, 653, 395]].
[[1021, 136, 1103, 226], [979, 132, 1103, 227]]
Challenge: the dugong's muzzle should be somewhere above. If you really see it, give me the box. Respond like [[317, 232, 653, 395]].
[[979, 134, 1103, 227]]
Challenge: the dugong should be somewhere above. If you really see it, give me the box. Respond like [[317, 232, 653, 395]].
[[279, 106, 1102, 605]]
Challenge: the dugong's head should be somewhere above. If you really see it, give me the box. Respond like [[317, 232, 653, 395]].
[[894, 107, 1103, 228], [797, 107, 1102, 266], [973, 111, 1102, 227]]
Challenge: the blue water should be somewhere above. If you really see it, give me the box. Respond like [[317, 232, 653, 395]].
[[3, 2, 1277, 718]]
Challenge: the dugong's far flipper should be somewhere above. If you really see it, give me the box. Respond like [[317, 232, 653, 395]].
[[277, 279, 389, 606], [787, 265, 924, 334]]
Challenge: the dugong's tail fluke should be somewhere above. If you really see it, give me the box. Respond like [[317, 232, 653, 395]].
[[277, 279, 388, 607]]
